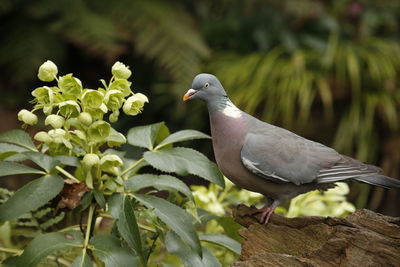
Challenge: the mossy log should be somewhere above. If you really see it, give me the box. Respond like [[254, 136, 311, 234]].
[[233, 205, 400, 267]]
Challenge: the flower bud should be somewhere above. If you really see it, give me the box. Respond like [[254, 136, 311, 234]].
[[48, 128, 66, 143], [109, 111, 119, 123], [17, 109, 38, 125], [111, 61, 132, 79], [81, 89, 104, 109], [58, 74, 82, 98], [38, 60, 58, 82], [88, 121, 111, 142], [34, 131, 52, 143], [82, 153, 100, 167], [109, 79, 132, 97], [45, 114, 65, 129], [32, 86, 54, 104], [104, 90, 124, 111], [58, 100, 81, 118], [78, 112, 92, 126], [123, 93, 148, 116]]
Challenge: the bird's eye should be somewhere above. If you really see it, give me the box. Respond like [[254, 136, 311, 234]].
[[205, 83, 210, 88]]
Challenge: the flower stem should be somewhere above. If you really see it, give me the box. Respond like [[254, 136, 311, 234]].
[[56, 166, 80, 183], [120, 157, 144, 177], [81, 204, 95, 264]]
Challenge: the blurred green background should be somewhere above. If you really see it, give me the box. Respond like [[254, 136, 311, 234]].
[[1, 0, 399, 215]]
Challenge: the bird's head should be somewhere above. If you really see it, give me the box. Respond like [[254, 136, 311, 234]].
[[183, 73, 227, 103]]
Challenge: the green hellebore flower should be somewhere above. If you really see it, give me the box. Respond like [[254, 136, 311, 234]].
[[58, 100, 81, 118], [72, 129, 86, 140], [104, 90, 124, 111], [123, 93, 148, 116], [58, 74, 82, 98], [81, 89, 104, 109], [37, 60, 58, 82], [107, 128, 126, 147], [45, 114, 65, 129], [82, 153, 100, 167], [78, 112, 92, 126], [32, 86, 54, 104], [34, 131, 52, 143], [48, 129, 66, 143], [100, 154, 123, 173], [111, 61, 132, 79], [88, 121, 111, 142], [109, 79, 132, 97], [17, 109, 38, 125]]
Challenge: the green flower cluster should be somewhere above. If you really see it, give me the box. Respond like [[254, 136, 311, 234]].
[[18, 60, 148, 189]]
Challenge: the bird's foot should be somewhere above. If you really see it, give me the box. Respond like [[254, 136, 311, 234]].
[[254, 205, 276, 224]]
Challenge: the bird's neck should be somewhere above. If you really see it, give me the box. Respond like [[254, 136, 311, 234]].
[[207, 97, 242, 118]]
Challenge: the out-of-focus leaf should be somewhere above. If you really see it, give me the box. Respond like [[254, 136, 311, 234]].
[[0, 161, 44, 177], [54, 155, 80, 167], [199, 234, 241, 255], [216, 217, 243, 242], [3, 230, 82, 267], [133, 193, 202, 256], [117, 195, 145, 265], [0, 143, 29, 161], [93, 188, 106, 209], [156, 130, 210, 149], [23, 151, 60, 172], [144, 147, 224, 187], [71, 253, 93, 267], [125, 174, 193, 201], [108, 192, 123, 219], [0, 129, 37, 151], [127, 122, 168, 150], [0, 175, 64, 222], [89, 234, 138, 267], [166, 231, 221, 267]]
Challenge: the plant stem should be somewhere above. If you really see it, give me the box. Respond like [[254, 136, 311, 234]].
[[56, 166, 80, 183], [120, 157, 144, 177], [0, 247, 21, 254], [81, 204, 95, 264]]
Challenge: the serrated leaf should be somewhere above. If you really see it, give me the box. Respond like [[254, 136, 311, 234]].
[[23, 151, 60, 172], [166, 231, 221, 267], [90, 234, 138, 267], [117, 195, 145, 265], [71, 253, 93, 267], [156, 130, 210, 150], [3, 230, 82, 267], [93, 188, 106, 209], [127, 122, 168, 150], [133, 194, 202, 256], [0, 129, 37, 151], [144, 147, 224, 187], [125, 174, 193, 201], [0, 161, 45, 177], [0, 175, 64, 222], [199, 234, 241, 255]]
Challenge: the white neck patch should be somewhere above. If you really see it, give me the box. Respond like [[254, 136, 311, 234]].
[[222, 102, 242, 118]]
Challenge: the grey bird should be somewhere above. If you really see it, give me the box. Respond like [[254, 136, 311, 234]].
[[183, 73, 400, 224]]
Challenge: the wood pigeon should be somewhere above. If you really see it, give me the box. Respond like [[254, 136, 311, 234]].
[[183, 73, 400, 224]]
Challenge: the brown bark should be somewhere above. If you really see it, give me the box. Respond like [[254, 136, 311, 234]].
[[233, 205, 400, 267]]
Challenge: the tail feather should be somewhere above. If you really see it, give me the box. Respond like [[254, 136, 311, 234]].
[[354, 175, 400, 189]]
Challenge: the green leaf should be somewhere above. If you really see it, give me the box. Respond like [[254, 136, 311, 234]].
[[133, 194, 202, 256], [93, 188, 106, 209], [166, 231, 221, 267], [0, 129, 37, 151], [0, 143, 29, 161], [76, 191, 93, 213], [23, 151, 60, 172], [197, 208, 219, 225], [117, 195, 145, 265], [125, 174, 193, 201], [0, 175, 64, 222], [0, 161, 44, 177], [144, 147, 224, 187], [199, 234, 241, 255], [4, 230, 82, 267], [90, 234, 138, 267], [54, 155, 79, 167], [156, 130, 210, 150], [71, 254, 93, 267], [108, 193, 123, 219], [216, 217, 243, 242], [127, 122, 168, 150]]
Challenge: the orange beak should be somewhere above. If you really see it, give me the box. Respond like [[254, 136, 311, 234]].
[[182, 89, 198, 101]]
